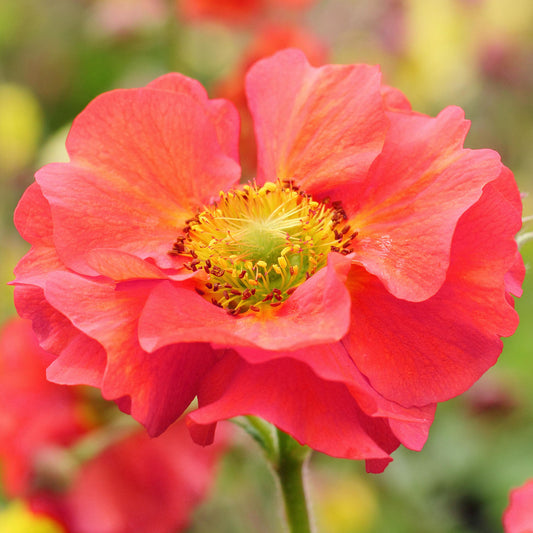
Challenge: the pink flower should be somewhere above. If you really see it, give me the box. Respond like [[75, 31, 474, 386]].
[[503, 480, 533, 533], [14, 49, 523, 472], [0, 319, 88, 497], [214, 24, 328, 178], [0, 318, 227, 533], [178, 0, 315, 25]]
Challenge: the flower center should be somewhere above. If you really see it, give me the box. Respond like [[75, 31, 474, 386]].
[[170, 180, 357, 315]]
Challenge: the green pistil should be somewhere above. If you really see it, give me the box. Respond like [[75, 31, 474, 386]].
[[170, 180, 357, 315]]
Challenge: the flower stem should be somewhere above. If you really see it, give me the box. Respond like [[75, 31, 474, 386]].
[[274, 428, 314, 533], [237, 418, 314, 532]]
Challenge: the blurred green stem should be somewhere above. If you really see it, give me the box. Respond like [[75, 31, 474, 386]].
[[238, 418, 314, 532], [274, 428, 314, 533]]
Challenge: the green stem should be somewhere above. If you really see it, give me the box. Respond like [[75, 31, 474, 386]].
[[237, 418, 314, 533], [275, 429, 314, 533]]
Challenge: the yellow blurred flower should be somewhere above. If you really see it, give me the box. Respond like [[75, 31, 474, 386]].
[[0, 500, 64, 533], [393, 0, 533, 109], [313, 473, 378, 533], [0, 84, 43, 179], [0, 234, 27, 321], [393, 0, 476, 108], [480, 0, 533, 38]]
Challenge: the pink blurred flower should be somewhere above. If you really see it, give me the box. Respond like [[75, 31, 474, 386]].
[[88, 0, 167, 37], [178, 0, 315, 25], [0, 318, 227, 533], [14, 49, 523, 472], [214, 24, 328, 178], [503, 480, 533, 533], [478, 39, 533, 89]]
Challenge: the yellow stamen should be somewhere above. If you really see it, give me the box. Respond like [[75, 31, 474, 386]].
[[170, 180, 357, 315]]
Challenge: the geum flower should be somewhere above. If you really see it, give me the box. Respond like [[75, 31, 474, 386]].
[[14, 49, 523, 472], [0, 318, 227, 533]]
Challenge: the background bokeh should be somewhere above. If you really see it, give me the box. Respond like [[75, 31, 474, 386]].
[[1, 0, 532, 531]]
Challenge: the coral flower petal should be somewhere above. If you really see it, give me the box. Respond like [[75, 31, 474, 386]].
[[14, 246, 64, 288], [146, 73, 240, 162], [139, 252, 352, 352], [246, 49, 388, 194], [13, 286, 107, 390], [232, 342, 435, 451], [42, 273, 217, 435], [86, 249, 169, 281], [37, 83, 241, 275], [13, 183, 63, 288], [46, 334, 107, 389], [350, 106, 503, 301], [188, 352, 398, 470], [13, 190, 109, 388], [345, 169, 522, 406], [505, 252, 526, 300], [14, 182, 52, 246], [380, 85, 412, 111]]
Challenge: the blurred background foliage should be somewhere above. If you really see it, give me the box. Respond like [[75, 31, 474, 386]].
[[0, 0, 532, 532]]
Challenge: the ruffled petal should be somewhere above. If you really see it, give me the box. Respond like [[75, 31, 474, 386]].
[[13, 196, 67, 326], [350, 106, 503, 301], [381, 85, 412, 112], [37, 82, 241, 275], [14, 246, 64, 288], [188, 351, 398, 469], [43, 272, 217, 435], [146, 73, 240, 162], [13, 182, 53, 246], [233, 341, 436, 451], [139, 252, 352, 352], [13, 183, 109, 389], [14, 286, 107, 388], [46, 334, 107, 389], [505, 251, 525, 299], [247, 48, 388, 194], [345, 169, 522, 406], [13, 183, 65, 288], [14, 285, 66, 347], [86, 249, 169, 281]]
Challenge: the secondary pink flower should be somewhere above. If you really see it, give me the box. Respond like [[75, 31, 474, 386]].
[[0, 318, 88, 496], [503, 480, 533, 533], [0, 318, 226, 533], [88, 0, 167, 37], [14, 49, 523, 472], [214, 24, 328, 178], [178, 0, 314, 25]]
